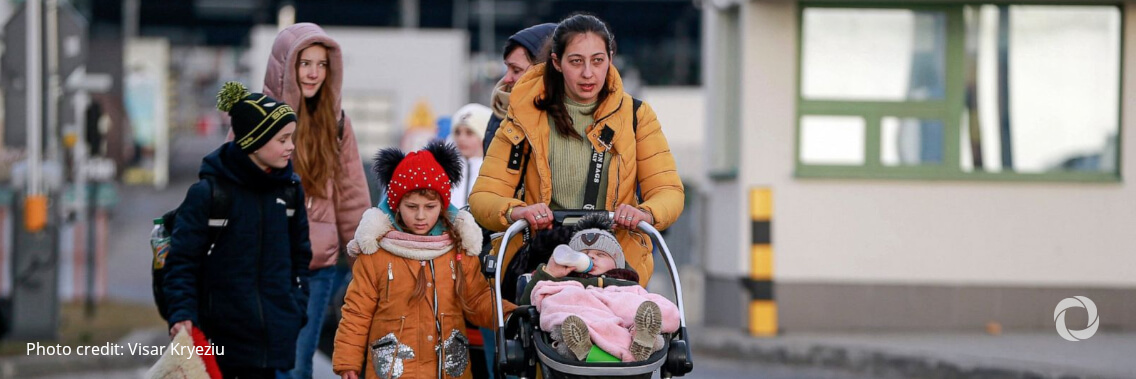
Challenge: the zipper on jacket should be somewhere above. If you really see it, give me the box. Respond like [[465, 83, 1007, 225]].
[[255, 197, 268, 367], [385, 262, 392, 300], [592, 101, 623, 134], [428, 260, 443, 378], [611, 153, 624, 210]]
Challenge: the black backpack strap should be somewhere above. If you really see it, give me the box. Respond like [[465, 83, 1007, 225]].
[[632, 97, 642, 134], [283, 181, 300, 218], [202, 175, 232, 253], [631, 98, 643, 203]]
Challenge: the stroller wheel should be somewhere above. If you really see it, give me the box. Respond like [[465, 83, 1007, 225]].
[[663, 333, 693, 376], [498, 306, 538, 377]]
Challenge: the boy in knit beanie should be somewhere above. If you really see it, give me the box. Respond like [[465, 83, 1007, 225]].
[[163, 82, 312, 377], [518, 214, 680, 363]]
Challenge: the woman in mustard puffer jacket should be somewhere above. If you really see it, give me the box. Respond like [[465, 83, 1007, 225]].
[[469, 14, 684, 286]]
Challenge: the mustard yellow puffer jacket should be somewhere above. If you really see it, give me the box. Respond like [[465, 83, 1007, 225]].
[[469, 63, 684, 286]]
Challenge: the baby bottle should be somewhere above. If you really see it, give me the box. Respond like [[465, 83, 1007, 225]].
[[553, 244, 593, 273]]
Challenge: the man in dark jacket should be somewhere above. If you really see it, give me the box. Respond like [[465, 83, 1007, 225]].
[[483, 23, 557, 154], [164, 82, 312, 379]]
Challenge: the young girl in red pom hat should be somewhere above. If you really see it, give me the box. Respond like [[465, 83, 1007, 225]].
[[332, 141, 516, 379]]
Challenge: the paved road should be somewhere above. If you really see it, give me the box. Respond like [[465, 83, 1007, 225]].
[[686, 356, 877, 379], [37, 354, 878, 379]]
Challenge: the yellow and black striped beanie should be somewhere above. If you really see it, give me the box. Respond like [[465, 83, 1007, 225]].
[[216, 81, 297, 152]]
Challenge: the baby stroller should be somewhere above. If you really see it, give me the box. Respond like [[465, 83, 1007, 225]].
[[487, 210, 694, 379]]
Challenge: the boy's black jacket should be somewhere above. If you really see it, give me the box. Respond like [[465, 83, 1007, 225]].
[[163, 142, 312, 369]]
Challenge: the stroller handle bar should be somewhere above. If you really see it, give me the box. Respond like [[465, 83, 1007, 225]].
[[493, 211, 688, 331]]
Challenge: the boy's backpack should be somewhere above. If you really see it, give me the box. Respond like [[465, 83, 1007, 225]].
[[152, 174, 298, 321]]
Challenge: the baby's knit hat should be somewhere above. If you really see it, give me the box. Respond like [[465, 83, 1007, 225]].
[[217, 81, 297, 152], [568, 213, 625, 269]]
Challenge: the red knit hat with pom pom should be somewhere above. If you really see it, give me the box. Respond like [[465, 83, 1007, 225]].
[[374, 140, 463, 210]]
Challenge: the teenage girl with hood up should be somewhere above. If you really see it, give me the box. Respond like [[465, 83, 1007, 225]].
[[256, 23, 371, 379]]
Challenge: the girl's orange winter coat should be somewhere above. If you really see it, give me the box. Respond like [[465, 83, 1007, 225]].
[[332, 208, 516, 379]]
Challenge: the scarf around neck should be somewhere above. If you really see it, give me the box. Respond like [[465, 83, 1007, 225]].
[[376, 197, 460, 261], [491, 77, 510, 119]]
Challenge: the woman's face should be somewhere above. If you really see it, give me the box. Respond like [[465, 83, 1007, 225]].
[[453, 125, 483, 159], [249, 122, 296, 171], [501, 47, 532, 91], [398, 192, 442, 235], [552, 32, 609, 104], [297, 45, 328, 99]]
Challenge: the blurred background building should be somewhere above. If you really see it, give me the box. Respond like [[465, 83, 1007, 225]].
[[701, 0, 1134, 334]]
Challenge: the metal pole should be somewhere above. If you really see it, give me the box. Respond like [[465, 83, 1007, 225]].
[[996, 5, 1013, 169], [73, 89, 94, 317], [27, 0, 42, 197], [453, 0, 468, 31], [12, 0, 59, 341], [123, 0, 138, 40], [45, 0, 60, 164], [400, 0, 419, 28], [85, 177, 96, 317]]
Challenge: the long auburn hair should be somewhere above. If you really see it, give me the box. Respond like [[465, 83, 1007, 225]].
[[535, 14, 616, 140], [396, 189, 474, 313], [293, 43, 340, 199]]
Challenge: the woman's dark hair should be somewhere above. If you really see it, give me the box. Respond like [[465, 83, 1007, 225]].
[[534, 14, 616, 139]]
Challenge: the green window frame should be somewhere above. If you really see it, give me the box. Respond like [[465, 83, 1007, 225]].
[[794, 3, 1123, 182]]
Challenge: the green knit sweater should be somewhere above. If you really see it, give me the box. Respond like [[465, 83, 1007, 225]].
[[548, 98, 611, 210]]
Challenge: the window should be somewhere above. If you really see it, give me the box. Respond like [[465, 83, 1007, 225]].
[[796, 4, 1121, 181]]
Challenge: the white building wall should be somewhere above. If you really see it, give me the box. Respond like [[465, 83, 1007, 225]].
[[702, 4, 749, 278], [729, 0, 1136, 288], [641, 87, 705, 186]]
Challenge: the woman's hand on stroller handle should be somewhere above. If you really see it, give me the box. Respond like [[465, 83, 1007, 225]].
[[613, 204, 653, 230], [509, 203, 554, 230]]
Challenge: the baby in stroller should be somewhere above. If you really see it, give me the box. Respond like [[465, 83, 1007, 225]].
[[519, 214, 681, 363]]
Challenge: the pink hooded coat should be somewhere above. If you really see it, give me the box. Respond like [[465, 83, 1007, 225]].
[[261, 23, 370, 270]]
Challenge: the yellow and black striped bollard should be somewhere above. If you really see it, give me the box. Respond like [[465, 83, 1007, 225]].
[[745, 188, 776, 336]]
